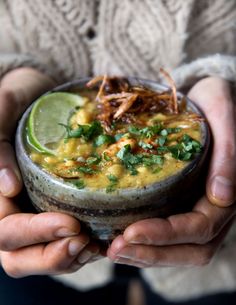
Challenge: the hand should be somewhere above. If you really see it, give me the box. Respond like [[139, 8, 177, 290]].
[[107, 77, 236, 267], [188, 77, 236, 207], [0, 68, 100, 277], [107, 197, 235, 267]]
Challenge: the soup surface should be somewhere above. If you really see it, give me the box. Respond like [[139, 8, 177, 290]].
[[27, 76, 203, 192]]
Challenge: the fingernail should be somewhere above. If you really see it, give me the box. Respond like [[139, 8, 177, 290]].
[[0, 168, 15, 196], [115, 247, 135, 260], [77, 250, 94, 264], [70, 263, 82, 272], [55, 228, 79, 238], [126, 234, 149, 245], [68, 240, 85, 256], [211, 176, 235, 205], [89, 254, 104, 263]]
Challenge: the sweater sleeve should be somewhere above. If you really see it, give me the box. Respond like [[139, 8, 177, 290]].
[[0, 53, 58, 82], [170, 54, 236, 91]]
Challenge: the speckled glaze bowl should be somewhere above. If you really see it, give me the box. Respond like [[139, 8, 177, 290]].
[[15, 78, 210, 243]]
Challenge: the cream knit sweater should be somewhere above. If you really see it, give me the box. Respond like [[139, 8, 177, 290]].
[[0, 0, 236, 301]]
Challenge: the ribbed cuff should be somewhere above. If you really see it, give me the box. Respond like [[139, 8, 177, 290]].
[[169, 54, 236, 90]]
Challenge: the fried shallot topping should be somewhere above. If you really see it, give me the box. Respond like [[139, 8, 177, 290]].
[[86, 70, 183, 131]]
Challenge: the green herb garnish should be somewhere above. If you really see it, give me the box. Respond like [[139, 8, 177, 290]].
[[94, 134, 115, 146], [157, 134, 202, 161], [106, 174, 118, 193], [103, 152, 112, 161], [117, 145, 163, 174], [138, 141, 153, 150], [157, 136, 167, 146], [128, 124, 162, 138], [76, 166, 97, 174], [86, 154, 102, 165], [69, 179, 85, 189], [60, 120, 103, 141]]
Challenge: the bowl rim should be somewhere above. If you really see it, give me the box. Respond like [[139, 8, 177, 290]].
[[15, 77, 210, 198]]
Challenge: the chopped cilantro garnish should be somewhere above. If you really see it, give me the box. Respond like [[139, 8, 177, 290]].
[[128, 124, 162, 138], [60, 121, 103, 141], [114, 133, 124, 141], [103, 152, 112, 161], [160, 129, 168, 136], [152, 167, 162, 174], [76, 166, 97, 174], [106, 174, 118, 193], [94, 134, 115, 146], [117, 144, 163, 174], [86, 154, 102, 165], [107, 174, 118, 183], [69, 179, 85, 189], [160, 127, 181, 136], [128, 126, 141, 135], [158, 134, 202, 161], [116, 144, 139, 175], [142, 155, 164, 167], [138, 141, 153, 150], [157, 136, 167, 146]]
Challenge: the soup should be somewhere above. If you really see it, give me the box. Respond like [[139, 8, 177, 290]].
[[26, 75, 203, 192]]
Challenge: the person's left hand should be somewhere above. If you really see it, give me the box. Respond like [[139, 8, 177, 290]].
[[107, 77, 236, 267]]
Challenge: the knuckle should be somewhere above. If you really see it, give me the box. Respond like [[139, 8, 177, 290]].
[[190, 214, 211, 244], [44, 250, 69, 272], [0, 222, 11, 251], [46, 257, 69, 273], [195, 246, 214, 266], [222, 142, 236, 160]]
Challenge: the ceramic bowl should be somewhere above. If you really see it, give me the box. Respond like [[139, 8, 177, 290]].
[[15, 77, 210, 243]]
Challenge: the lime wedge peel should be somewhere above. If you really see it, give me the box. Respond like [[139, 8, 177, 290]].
[[27, 92, 86, 155]]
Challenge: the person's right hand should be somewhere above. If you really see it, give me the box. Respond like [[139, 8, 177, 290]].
[[0, 68, 100, 278]]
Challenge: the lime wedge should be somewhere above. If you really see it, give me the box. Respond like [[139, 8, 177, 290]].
[[27, 92, 86, 154]]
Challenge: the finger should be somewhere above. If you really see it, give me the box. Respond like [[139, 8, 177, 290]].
[[108, 222, 232, 267], [122, 196, 236, 246], [0, 141, 23, 197], [0, 235, 89, 278], [0, 88, 22, 138], [188, 78, 236, 206], [0, 212, 81, 251], [76, 242, 100, 265], [0, 89, 23, 197]]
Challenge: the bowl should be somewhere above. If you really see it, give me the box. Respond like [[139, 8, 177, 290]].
[[15, 77, 210, 244]]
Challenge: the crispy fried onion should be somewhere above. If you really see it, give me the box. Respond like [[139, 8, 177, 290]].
[[86, 70, 180, 130]]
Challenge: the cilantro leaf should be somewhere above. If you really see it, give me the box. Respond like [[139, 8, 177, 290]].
[[60, 121, 103, 141], [86, 154, 102, 165], [106, 174, 118, 193], [138, 141, 153, 150], [161, 134, 202, 161], [76, 166, 97, 174], [128, 124, 162, 138], [69, 179, 85, 189], [94, 134, 115, 146], [107, 174, 118, 183]]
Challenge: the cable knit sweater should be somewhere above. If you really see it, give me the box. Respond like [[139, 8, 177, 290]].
[[0, 0, 236, 301]]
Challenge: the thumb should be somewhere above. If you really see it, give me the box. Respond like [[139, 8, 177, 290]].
[[0, 89, 23, 197], [206, 115, 236, 207], [0, 140, 22, 198], [188, 77, 236, 207]]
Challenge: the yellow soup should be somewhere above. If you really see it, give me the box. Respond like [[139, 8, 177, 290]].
[[27, 78, 203, 192]]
